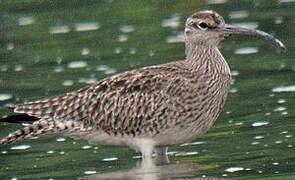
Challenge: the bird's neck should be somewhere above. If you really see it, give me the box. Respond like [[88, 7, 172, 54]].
[[185, 41, 230, 76]]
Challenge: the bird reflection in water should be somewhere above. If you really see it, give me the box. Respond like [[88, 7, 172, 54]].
[[81, 155, 200, 180]]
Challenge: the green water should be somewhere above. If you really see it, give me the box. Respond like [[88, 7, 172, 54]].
[[0, 0, 295, 179]]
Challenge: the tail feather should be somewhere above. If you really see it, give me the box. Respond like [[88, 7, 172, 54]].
[[0, 114, 38, 124], [0, 120, 81, 144], [13, 94, 78, 117], [12, 89, 91, 121], [0, 86, 93, 144]]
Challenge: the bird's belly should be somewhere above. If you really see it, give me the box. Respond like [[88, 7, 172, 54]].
[[66, 131, 159, 153], [152, 115, 215, 146], [66, 131, 129, 146]]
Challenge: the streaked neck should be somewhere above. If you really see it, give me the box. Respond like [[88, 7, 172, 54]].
[[185, 41, 230, 75]]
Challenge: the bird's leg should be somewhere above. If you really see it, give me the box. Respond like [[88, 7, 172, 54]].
[[154, 146, 168, 156], [154, 146, 170, 165]]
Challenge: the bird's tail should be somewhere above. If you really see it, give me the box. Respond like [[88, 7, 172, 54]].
[[0, 114, 38, 124], [0, 120, 80, 144]]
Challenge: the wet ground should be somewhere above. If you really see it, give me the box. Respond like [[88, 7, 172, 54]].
[[0, 0, 295, 179]]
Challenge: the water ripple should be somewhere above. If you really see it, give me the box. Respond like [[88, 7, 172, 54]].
[[225, 167, 244, 172], [0, 93, 12, 101], [75, 22, 100, 32], [252, 121, 269, 127], [10, 145, 31, 150], [272, 85, 295, 92], [49, 25, 70, 34], [18, 16, 34, 26]]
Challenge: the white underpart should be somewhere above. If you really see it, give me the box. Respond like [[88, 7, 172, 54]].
[[132, 138, 155, 158], [67, 130, 156, 157]]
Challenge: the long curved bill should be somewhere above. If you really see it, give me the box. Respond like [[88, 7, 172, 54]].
[[221, 24, 287, 53]]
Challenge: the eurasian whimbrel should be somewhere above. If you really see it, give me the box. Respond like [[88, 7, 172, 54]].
[[0, 10, 286, 158]]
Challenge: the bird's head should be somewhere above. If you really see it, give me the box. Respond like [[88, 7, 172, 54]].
[[185, 10, 286, 52]]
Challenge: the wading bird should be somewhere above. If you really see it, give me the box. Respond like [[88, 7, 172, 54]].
[[0, 10, 286, 158]]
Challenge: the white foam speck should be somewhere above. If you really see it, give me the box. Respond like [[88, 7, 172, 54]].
[[235, 122, 243, 126], [252, 121, 269, 127], [1, 151, 7, 154], [120, 25, 135, 33], [56, 137, 66, 142], [62, 80, 74, 86], [102, 157, 118, 161], [68, 61, 87, 68], [162, 14, 181, 29], [265, 112, 271, 116], [47, 150, 55, 154], [15, 65, 23, 72], [230, 88, 238, 93], [273, 162, 279, 165], [105, 69, 116, 75], [275, 140, 282, 144], [166, 32, 184, 43], [53, 67, 63, 73], [114, 47, 122, 54], [279, 0, 295, 3], [0, 93, 12, 101], [96, 65, 116, 74], [231, 70, 239, 76], [225, 167, 244, 172], [132, 155, 142, 159], [235, 47, 258, 55], [129, 48, 137, 55], [84, 171, 97, 175], [81, 48, 90, 55], [232, 22, 259, 29], [82, 145, 92, 150], [251, 141, 260, 145], [75, 22, 100, 32], [117, 34, 128, 42], [274, 106, 286, 112], [207, 0, 227, 4], [272, 85, 295, 92], [10, 145, 31, 150], [175, 151, 198, 156], [19, 16, 35, 26], [277, 99, 286, 104], [49, 25, 70, 34], [166, 151, 178, 156], [285, 134, 292, 138], [274, 16, 284, 24], [149, 50, 155, 57], [7, 43, 15, 50], [254, 136, 264, 140], [229, 10, 249, 19], [78, 78, 96, 84], [96, 65, 109, 71], [180, 141, 205, 146]]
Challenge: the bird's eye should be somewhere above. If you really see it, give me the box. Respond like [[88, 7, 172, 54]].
[[197, 22, 208, 30]]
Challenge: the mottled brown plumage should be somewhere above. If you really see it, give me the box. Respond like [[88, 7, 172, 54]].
[[0, 10, 285, 157]]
